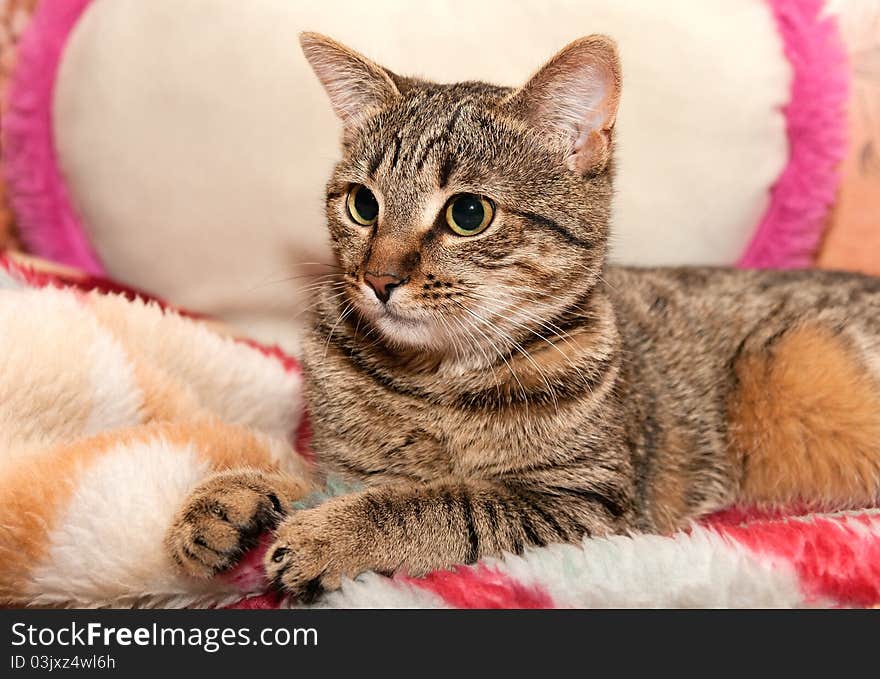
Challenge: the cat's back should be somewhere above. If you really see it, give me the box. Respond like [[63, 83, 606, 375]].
[[602, 264, 880, 441], [605, 265, 880, 359], [601, 265, 880, 522], [606, 264, 880, 307]]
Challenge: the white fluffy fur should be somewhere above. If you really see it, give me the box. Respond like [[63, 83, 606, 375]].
[[312, 525, 810, 608], [0, 289, 140, 463], [0, 277, 309, 607], [82, 322, 143, 437], [0, 268, 24, 290], [314, 574, 450, 609], [26, 438, 244, 608], [501, 528, 808, 608], [87, 295, 305, 448]]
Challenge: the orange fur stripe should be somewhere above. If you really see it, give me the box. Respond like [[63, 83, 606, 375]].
[[729, 326, 880, 508], [0, 421, 286, 604]]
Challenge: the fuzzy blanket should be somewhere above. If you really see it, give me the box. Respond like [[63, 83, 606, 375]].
[[0, 252, 310, 607], [2, 251, 879, 609]]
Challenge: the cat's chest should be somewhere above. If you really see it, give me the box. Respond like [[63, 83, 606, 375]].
[[307, 364, 561, 479], [303, 333, 595, 478]]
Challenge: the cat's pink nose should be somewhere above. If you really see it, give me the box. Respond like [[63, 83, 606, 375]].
[[364, 271, 406, 304]]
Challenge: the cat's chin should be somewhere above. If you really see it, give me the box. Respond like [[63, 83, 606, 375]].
[[372, 310, 440, 350], [354, 304, 448, 354], [351, 297, 462, 356], [368, 311, 501, 372]]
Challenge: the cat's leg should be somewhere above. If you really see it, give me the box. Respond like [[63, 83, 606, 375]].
[[161, 419, 315, 581], [263, 480, 622, 601], [727, 323, 880, 509]]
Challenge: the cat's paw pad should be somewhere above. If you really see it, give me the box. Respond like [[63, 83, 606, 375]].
[[167, 470, 295, 579]]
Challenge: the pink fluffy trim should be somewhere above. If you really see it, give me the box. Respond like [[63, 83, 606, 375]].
[[738, 0, 849, 269], [1, 0, 102, 275]]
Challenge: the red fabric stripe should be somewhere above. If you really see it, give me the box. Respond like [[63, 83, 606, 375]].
[[404, 564, 554, 609], [0, 252, 200, 316], [226, 592, 283, 609], [713, 513, 880, 607]]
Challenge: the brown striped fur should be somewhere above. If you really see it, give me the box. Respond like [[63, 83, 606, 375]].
[[187, 33, 880, 599]]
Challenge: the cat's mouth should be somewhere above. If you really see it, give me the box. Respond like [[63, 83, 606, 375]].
[[381, 308, 423, 325], [349, 288, 446, 349], [370, 301, 433, 332], [372, 308, 443, 350]]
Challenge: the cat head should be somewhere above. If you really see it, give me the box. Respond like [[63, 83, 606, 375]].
[[300, 33, 621, 360]]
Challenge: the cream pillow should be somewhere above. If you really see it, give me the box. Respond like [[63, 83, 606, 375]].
[[53, 0, 789, 351]]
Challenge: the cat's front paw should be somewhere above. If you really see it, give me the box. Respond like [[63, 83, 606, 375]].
[[166, 470, 300, 579], [264, 510, 363, 603]]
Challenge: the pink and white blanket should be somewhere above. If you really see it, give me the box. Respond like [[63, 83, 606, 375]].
[[2, 252, 878, 609]]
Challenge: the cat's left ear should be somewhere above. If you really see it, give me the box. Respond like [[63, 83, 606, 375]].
[[506, 35, 621, 175]]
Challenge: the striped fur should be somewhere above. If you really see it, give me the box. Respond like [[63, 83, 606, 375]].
[[260, 34, 880, 599]]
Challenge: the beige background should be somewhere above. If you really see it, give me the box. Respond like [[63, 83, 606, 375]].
[[51, 0, 789, 351]]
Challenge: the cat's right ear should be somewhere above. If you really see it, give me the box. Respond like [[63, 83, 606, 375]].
[[506, 35, 621, 176], [299, 32, 399, 127]]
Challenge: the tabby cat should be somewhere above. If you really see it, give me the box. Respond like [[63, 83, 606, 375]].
[[170, 33, 880, 601]]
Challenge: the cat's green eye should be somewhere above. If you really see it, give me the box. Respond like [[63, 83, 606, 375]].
[[347, 184, 380, 226], [445, 194, 494, 236]]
